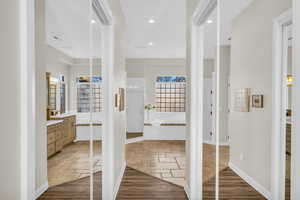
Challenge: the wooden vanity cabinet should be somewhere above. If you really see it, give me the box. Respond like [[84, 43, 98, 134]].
[[47, 122, 64, 158], [64, 116, 76, 145], [52, 115, 76, 146]]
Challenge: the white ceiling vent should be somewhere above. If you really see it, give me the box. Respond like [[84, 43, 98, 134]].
[[92, 0, 113, 25]]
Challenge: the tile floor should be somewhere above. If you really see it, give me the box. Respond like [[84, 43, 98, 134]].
[[126, 141, 229, 186], [48, 140, 229, 187], [47, 141, 102, 187]]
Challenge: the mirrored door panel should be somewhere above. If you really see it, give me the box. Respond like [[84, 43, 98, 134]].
[[202, 5, 218, 199]]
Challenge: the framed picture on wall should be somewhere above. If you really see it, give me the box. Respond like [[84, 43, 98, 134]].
[[234, 88, 251, 112], [252, 95, 264, 108]]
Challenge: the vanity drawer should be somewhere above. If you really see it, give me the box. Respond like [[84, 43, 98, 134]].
[[56, 139, 63, 152], [47, 143, 55, 157], [47, 125, 57, 132], [56, 129, 63, 140], [47, 132, 56, 144]]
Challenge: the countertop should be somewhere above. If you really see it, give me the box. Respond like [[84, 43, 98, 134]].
[[51, 112, 77, 119], [47, 120, 64, 126]]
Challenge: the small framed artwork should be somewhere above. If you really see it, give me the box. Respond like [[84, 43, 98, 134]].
[[234, 88, 251, 112], [252, 95, 264, 108]]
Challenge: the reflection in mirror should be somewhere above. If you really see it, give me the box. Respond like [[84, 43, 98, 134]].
[[91, 9, 103, 199], [202, 6, 217, 198], [43, 0, 93, 199]]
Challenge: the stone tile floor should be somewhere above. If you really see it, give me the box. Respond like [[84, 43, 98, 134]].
[[48, 141, 102, 187], [48, 140, 229, 187], [126, 141, 229, 186]]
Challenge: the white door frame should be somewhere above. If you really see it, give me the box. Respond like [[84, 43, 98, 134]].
[[21, 0, 115, 199], [189, 0, 218, 199], [21, 0, 35, 199], [271, 9, 292, 200], [291, 0, 300, 199]]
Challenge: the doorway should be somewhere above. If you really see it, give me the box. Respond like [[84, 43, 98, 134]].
[[22, 0, 115, 199], [126, 78, 145, 141]]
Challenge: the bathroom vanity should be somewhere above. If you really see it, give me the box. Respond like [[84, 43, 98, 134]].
[[51, 113, 77, 146], [47, 120, 64, 158]]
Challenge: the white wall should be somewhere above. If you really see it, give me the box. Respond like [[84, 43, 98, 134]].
[[229, 0, 292, 192], [35, 0, 48, 193], [0, 0, 21, 199]]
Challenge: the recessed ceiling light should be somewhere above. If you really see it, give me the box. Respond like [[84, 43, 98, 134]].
[[148, 19, 156, 24], [91, 19, 96, 24], [206, 19, 213, 24], [148, 42, 154, 46]]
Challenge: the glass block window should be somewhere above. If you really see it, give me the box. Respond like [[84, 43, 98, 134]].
[[155, 76, 186, 112], [77, 76, 102, 113], [49, 84, 56, 110], [60, 83, 66, 114]]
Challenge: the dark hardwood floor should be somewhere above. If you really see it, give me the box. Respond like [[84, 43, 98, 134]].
[[204, 168, 266, 200], [38, 167, 267, 200], [116, 167, 188, 199], [38, 172, 101, 199], [126, 132, 143, 139]]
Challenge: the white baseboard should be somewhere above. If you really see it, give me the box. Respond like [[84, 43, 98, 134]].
[[113, 162, 126, 199], [184, 184, 191, 200], [126, 136, 145, 144], [35, 182, 49, 199], [203, 140, 229, 146], [228, 162, 271, 199]]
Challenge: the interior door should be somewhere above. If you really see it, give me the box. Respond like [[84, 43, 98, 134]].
[[126, 88, 144, 133]]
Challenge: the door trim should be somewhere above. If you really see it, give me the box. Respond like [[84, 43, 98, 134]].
[[291, 0, 300, 198], [189, 0, 218, 199], [271, 9, 292, 200], [20, 0, 35, 199]]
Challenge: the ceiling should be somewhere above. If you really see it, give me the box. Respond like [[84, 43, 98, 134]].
[[203, 0, 254, 58], [120, 0, 186, 58], [46, 0, 102, 59], [46, 0, 253, 59]]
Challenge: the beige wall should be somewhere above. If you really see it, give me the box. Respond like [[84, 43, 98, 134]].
[[0, 0, 21, 199], [229, 0, 292, 191]]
